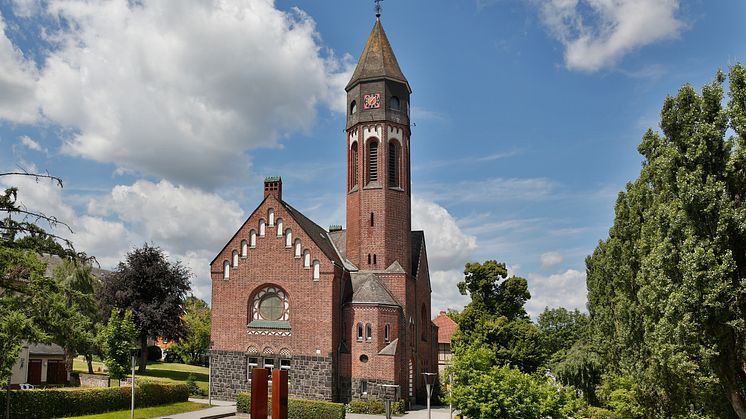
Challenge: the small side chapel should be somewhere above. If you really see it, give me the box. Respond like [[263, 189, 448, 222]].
[[209, 13, 438, 403]]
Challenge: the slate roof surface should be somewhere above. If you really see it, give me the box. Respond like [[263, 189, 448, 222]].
[[350, 272, 399, 306], [280, 201, 342, 266], [43, 254, 113, 279], [28, 343, 65, 356], [433, 311, 458, 344], [411, 230, 425, 275], [346, 19, 410, 92], [378, 338, 398, 356]]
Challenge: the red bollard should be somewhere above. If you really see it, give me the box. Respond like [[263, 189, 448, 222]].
[[272, 369, 289, 419], [250, 368, 269, 419]]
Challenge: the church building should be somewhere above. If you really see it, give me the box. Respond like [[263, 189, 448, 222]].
[[210, 14, 438, 403]]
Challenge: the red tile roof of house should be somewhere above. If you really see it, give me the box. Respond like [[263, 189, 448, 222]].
[[433, 311, 458, 344]]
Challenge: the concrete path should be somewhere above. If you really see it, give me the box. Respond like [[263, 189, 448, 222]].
[[348, 405, 455, 419], [219, 405, 455, 418], [154, 398, 236, 419]]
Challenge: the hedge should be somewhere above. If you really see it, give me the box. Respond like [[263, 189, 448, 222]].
[[236, 392, 346, 419], [349, 398, 406, 415], [0, 382, 188, 419]]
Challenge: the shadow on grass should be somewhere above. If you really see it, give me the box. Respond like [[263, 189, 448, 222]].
[[139, 368, 208, 383]]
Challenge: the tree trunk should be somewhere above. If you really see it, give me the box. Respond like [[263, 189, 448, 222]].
[[64, 348, 74, 384], [139, 335, 148, 374], [85, 354, 94, 374]]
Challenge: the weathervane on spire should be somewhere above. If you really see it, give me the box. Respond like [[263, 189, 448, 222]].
[[374, 0, 383, 19]]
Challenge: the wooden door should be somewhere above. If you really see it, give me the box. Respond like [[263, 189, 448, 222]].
[[27, 359, 42, 385], [46, 360, 67, 384]]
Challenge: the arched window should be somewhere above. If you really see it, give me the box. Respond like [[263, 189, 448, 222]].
[[388, 141, 400, 187], [250, 286, 289, 322], [390, 96, 400, 110], [357, 323, 364, 341], [232, 250, 239, 267], [276, 218, 283, 236], [285, 228, 292, 247], [259, 219, 266, 237], [250, 230, 257, 247], [303, 250, 311, 268], [268, 209, 275, 226], [312, 260, 320, 280], [294, 239, 302, 258], [350, 142, 359, 188], [223, 260, 230, 279], [384, 323, 391, 342], [241, 240, 248, 257], [350, 100, 357, 114], [367, 140, 378, 183], [366, 323, 372, 341]]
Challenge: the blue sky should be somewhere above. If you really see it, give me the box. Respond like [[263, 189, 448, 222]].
[[1, 0, 744, 316]]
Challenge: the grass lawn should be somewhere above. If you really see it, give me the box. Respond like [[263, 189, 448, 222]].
[[64, 401, 208, 419], [72, 358, 209, 393]]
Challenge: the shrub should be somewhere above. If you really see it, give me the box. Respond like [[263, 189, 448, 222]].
[[348, 398, 405, 415], [236, 392, 345, 419], [147, 345, 163, 361], [0, 382, 188, 419], [185, 373, 206, 397]]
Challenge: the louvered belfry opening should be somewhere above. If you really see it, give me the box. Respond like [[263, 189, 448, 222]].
[[368, 140, 378, 183]]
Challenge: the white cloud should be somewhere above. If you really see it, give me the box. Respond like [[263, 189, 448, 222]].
[[419, 177, 554, 203], [10, 0, 42, 17], [540, 251, 563, 268], [412, 196, 477, 272], [89, 179, 245, 255], [18, 135, 46, 153], [0, 15, 39, 123], [430, 270, 471, 313], [1, 0, 353, 188], [0, 172, 132, 267], [537, 0, 683, 72], [526, 268, 587, 318], [411, 197, 478, 312]]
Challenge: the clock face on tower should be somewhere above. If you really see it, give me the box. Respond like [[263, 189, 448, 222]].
[[363, 93, 381, 109]]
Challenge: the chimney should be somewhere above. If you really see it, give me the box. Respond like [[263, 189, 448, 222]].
[[264, 176, 282, 201]]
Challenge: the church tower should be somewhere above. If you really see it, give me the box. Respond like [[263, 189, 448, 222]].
[[345, 16, 412, 274]]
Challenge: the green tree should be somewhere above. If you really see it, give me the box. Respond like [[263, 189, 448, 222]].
[[52, 260, 102, 375], [170, 296, 211, 365], [97, 244, 191, 373], [101, 309, 138, 380], [537, 307, 589, 358], [454, 261, 544, 373], [586, 64, 746, 418]]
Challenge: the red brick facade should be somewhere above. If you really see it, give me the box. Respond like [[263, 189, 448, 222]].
[[209, 18, 437, 404]]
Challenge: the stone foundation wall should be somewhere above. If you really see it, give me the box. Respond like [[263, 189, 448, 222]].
[[210, 350, 335, 402], [351, 378, 397, 400]]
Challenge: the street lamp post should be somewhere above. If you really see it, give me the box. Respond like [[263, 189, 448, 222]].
[[130, 350, 136, 419], [381, 384, 400, 419], [421, 372, 437, 419]]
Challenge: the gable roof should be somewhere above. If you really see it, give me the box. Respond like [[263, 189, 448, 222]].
[[280, 201, 342, 266], [411, 230, 425, 276], [350, 272, 399, 306], [346, 19, 410, 92], [433, 311, 458, 344]]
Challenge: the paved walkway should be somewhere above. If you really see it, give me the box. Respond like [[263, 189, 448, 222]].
[[155, 398, 236, 419], [157, 400, 455, 419]]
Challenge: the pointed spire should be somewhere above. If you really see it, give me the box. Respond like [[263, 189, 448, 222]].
[[345, 19, 410, 92]]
